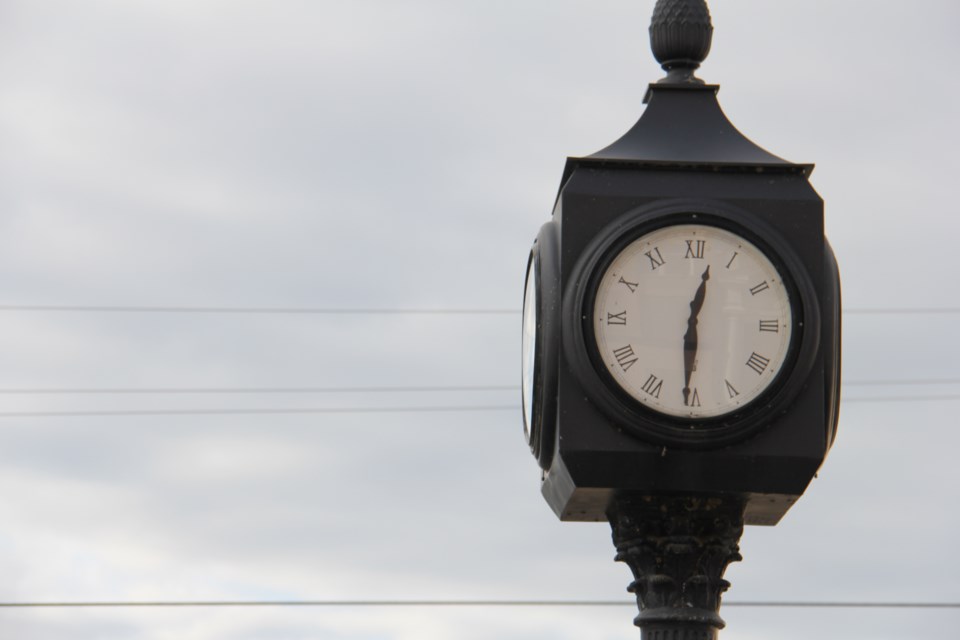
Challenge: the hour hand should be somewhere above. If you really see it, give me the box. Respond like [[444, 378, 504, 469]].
[[682, 266, 710, 406]]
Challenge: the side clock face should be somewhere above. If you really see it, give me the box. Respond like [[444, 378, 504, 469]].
[[591, 223, 795, 420], [521, 222, 560, 469], [521, 253, 538, 440]]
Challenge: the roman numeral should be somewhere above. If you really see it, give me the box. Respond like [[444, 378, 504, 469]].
[[618, 276, 639, 293], [726, 252, 739, 269], [607, 311, 627, 325], [641, 374, 663, 399], [725, 379, 740, 398], [645, 247, 665, 270], [684, 239, 706, 259], [759, 319, 780, 333], [749, 281, 771, 296], [745, 352, 771, 375], [688, 387, 701, 407], [612, 345, 638, 372]]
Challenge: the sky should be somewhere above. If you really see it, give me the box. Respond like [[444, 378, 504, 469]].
[[0, 1, 958, 638]]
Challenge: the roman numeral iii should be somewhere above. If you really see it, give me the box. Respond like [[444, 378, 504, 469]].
[[759, 319, 779, 333]]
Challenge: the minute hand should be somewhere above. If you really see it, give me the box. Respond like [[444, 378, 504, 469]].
[[682, 265, 710, 407]]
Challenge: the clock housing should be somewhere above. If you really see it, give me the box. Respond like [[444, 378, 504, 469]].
[[539, 163, 839, 527], [525, 79, 840, 527]]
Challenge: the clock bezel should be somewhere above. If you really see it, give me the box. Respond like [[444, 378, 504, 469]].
[[563, 200, 821, 448], [522, 222, 561, 469]]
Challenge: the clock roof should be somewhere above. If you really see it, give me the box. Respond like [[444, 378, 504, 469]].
[[557, 0, 813, 198]]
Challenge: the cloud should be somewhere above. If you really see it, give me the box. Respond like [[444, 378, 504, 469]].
[[0, 1, 957, 639]]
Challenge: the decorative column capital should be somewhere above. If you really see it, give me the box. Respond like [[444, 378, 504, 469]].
[[608, 495, 745, 640]]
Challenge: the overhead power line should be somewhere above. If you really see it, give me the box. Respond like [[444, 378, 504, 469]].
[[0, 599, 955, 609], [843, 379, 960, 387], [0, 406, 518, 419], [0, 305, 518, 315], [0, 396, 958, 419], [843, 395, 960, 404], [0, 379, 955, 395], [0, 304, 958, 316], [842, 308, 960, 315], [0, 385, 518, 395]]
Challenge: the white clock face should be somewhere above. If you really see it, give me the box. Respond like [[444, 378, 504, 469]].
[[592, 223, 793, 419], [521, 254, 538, 442]]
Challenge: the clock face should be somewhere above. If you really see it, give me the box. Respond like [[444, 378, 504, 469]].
[[521, 223, 561, 467], [521, 252, 538, 443], [591, 223, 794, 419]]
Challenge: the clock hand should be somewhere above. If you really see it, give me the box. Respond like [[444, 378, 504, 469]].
[[682, 265, 710, 406]]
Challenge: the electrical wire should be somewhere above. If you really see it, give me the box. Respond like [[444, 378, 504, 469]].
[[842, 395, 960, 404], [0, 599, 954, 609], [0, 305, 518, 315], [842, 308, 960, 315], [0, 396, 956, 419], [0, 305, 958, 315], [843, 379, 960, 387], [0, 406, 518, 419], [0, 385, 518, 395], [0, 379, 955, 395]]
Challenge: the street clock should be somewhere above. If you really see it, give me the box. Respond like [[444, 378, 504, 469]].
[[522, 0, 841, 526]]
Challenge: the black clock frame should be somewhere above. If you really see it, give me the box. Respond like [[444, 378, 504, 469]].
[[562, 199, 821, 448], [523, 221, 561, 469]]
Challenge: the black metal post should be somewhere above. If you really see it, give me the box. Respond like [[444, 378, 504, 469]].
[[608, 5, 743, 636]]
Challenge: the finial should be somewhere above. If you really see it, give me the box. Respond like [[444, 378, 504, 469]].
[[649, 0, 713, 84]]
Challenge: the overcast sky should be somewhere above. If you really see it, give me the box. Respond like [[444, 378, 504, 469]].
[[0, 1, 958, 638]]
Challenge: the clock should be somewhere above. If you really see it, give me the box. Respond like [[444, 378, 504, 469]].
[[522, 222, 560, 469], [564, 204, 820, 447]]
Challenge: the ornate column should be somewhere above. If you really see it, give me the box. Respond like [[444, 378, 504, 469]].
[[609, 495, 745, 640]]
